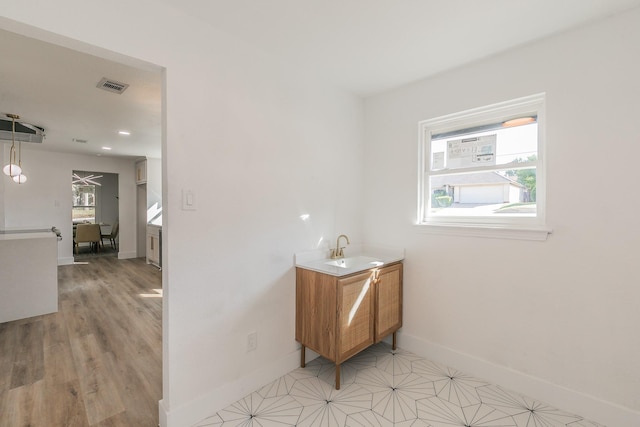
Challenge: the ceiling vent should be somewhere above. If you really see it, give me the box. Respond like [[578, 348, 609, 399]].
[[0, 116, 45, 144], [97, 78, 129, 94]]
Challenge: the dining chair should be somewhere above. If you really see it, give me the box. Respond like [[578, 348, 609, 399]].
[[74, 223, 101, 254], [101, 220, 119, 250]]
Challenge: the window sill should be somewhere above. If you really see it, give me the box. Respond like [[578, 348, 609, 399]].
[[415, 223, 552, 241]]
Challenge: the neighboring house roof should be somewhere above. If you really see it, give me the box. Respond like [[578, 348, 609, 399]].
[[432, 171, 524, 188]]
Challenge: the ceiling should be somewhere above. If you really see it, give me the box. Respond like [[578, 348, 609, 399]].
[[161, 0, 640, 95], [0, 29, 162, 160], [2, 0, 640, 159]]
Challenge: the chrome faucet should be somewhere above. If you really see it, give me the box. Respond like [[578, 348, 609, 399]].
[[330, 234, 350, 259]]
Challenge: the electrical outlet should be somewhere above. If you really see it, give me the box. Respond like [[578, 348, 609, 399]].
[[247, 332, 257, 352]]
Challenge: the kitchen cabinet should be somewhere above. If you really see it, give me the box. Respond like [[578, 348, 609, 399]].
[[135, 159, 147, 184], [0, 230, 59, 323], [295, 262, 402, 389], [146, 224, 161, 267]]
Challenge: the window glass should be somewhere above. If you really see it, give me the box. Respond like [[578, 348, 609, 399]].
[[419, 94, 544, 226], [72, 184, 96, 223]]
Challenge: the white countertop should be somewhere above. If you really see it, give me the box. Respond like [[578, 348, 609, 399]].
[[295, 244, 404, 277], [0, 228, 59, 241]]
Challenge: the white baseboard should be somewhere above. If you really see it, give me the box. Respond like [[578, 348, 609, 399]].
[[117, 251, 137, 259], [58, 253, 137, 264], [160, 349, 301, 427], [398, 331, 640, 427], [58, 256, 75, 265], [158, 399, 168, 427]]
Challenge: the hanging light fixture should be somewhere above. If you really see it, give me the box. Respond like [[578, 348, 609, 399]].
[[11, 129, 27, 184], [13, 172, 27, 184], [2, 114, 22, 178]]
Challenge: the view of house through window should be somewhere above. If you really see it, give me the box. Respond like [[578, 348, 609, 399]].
[[419, 94, 544, 226]]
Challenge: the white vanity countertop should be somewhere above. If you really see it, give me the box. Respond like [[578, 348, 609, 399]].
[[295, 244, 404, 277]]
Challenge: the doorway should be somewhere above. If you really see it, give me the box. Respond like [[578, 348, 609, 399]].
[[0, 23, 165, 426], [72, 170, 119, 258]]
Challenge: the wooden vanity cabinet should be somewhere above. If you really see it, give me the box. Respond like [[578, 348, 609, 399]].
[[296, 262, 402, 389]]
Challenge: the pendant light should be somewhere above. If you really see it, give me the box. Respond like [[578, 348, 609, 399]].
[[11, 128, 27, 184], [2, 114, 22, 178], [12, 172, 27, 184], [3, 114, 28, 184]]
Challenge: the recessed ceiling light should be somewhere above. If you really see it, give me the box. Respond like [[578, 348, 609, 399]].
[[118, 130, 131, 136], [102, 146, 112, 150]]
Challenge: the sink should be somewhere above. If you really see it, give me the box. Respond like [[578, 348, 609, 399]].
[[324, 255, 384, 269], [295, 245, 404, 276]]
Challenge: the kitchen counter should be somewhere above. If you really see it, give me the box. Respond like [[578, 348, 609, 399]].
[[0, 227, 60, 238], [0, 228, 59, 323]]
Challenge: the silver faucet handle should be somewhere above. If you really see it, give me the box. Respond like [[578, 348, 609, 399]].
[[330, 248, 337, 259]]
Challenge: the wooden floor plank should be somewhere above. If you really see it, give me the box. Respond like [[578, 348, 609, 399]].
[[42, 309, 71, 349], [0, 322, 18, 393], [61, 298, 93, 342], [0, 256, 162, 427], [43, 342, 78, 386], [43, 380, 89, 427], [70, 334, 125, 425], [10, 320, 45, 389], [102, 351, 160, 427], [0, 380, 45, 427]]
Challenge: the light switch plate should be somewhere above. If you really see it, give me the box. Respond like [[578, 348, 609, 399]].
[[182, 189, 196, 211], [247, 332, 257, 352]]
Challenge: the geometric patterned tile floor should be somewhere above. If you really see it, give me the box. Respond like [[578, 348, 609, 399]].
[[193, 342, 606, 427]]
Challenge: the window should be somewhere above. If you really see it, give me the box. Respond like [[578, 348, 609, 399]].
[[418, 94, 550, 239], [72, 184, 96, 223]]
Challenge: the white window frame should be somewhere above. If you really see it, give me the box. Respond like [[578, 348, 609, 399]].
[[416, 93, 551, 241]]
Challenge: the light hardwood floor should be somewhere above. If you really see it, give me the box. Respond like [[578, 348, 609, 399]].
[[0, 257, 162, 427]]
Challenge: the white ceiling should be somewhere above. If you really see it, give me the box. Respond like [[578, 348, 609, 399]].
[[0, 29, 162, 159], [2, 0, 640, 158], [161, 0, 640, 95]]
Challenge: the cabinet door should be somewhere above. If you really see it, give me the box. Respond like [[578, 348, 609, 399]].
[[146, 235, 153, 262], [295, 268, 338, 361], [151, 235, 159, 262], [136, 160, 147, 184], [337, 271, 374, 363], [375, 263, 403, 342], [146, 234, 159, 264]]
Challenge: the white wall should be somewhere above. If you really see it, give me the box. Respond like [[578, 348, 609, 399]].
[[2, 145, 136, 264], [0, 146, 6, 226], [161, 29, 365, 427], [94, 171, 119, 226], [0, 3, 365, 426], [363, 9, 640, 427]]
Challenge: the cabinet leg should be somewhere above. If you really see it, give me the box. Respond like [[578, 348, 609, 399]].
[[335, 364, 341, 390], [300, 345, 306, 368], [392, 331, 397, 351]]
